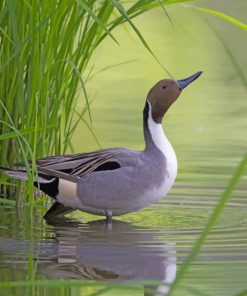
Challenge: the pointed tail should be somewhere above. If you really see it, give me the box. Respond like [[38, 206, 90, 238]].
[[0, 167, 55, 183]]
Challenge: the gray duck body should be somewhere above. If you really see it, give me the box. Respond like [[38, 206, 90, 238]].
[[77, 146, 167, 215]]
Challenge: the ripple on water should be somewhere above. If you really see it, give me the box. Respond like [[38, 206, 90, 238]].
[[0, 198, 246, 296]]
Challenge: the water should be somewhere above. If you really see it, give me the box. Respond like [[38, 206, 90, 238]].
[[1, 1, 247, 295]]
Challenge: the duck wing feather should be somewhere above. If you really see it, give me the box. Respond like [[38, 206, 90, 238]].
[[36, 149, 122, 182]]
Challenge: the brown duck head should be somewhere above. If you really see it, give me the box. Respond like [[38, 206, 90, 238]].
[[147, 71, 203, 123]]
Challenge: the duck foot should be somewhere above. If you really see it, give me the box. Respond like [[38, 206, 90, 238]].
[[44, 201, 74, 220], [105, 210, 112, 224]]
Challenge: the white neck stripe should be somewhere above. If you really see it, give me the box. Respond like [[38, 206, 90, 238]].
[[146, 100, 178, 177], [147, 100, 170, 156]]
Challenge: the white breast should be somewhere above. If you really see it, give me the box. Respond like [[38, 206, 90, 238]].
[[57, 179, 82, 209], [147, 100, 177, 199]]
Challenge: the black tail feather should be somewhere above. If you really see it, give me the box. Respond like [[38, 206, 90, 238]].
[[0, 166, 59, 199]]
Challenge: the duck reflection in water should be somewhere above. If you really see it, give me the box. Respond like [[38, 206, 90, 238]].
[[40, 218, 176, 295]]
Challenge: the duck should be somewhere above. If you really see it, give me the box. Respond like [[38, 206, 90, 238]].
[[0, 71, 202, 222]]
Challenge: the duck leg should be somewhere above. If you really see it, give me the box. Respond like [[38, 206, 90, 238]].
[[105, 210, 113, 224], [44, 201, 74, 220]]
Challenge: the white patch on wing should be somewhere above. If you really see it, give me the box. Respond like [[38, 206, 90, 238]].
[[38, 177, 56, 183], [57, 179, 81, 209]]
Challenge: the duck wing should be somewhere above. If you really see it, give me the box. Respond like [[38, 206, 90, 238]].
[[36, 148, 122, 182]]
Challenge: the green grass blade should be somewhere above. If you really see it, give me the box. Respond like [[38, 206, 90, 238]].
[[85, 59, 138, 83], [234, 290, 247, 296], [0, 27, 14, 44], [0, 124, 56, 141], [0, 181, 17, 187], [76, 0, 119, 44], [110, 0, 175, 79], [65, 59, 92, 124], [158, 0, 174, 26], [75, 110, 101, 149], [201, 17, 247, 93], [0, 198, 18, 205], [0, 14, 50, 74], [6, 0, 24, 112], [187, 5, 247, 30]]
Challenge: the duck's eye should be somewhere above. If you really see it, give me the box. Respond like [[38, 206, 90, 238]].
[[162, 85, 167, 89]]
